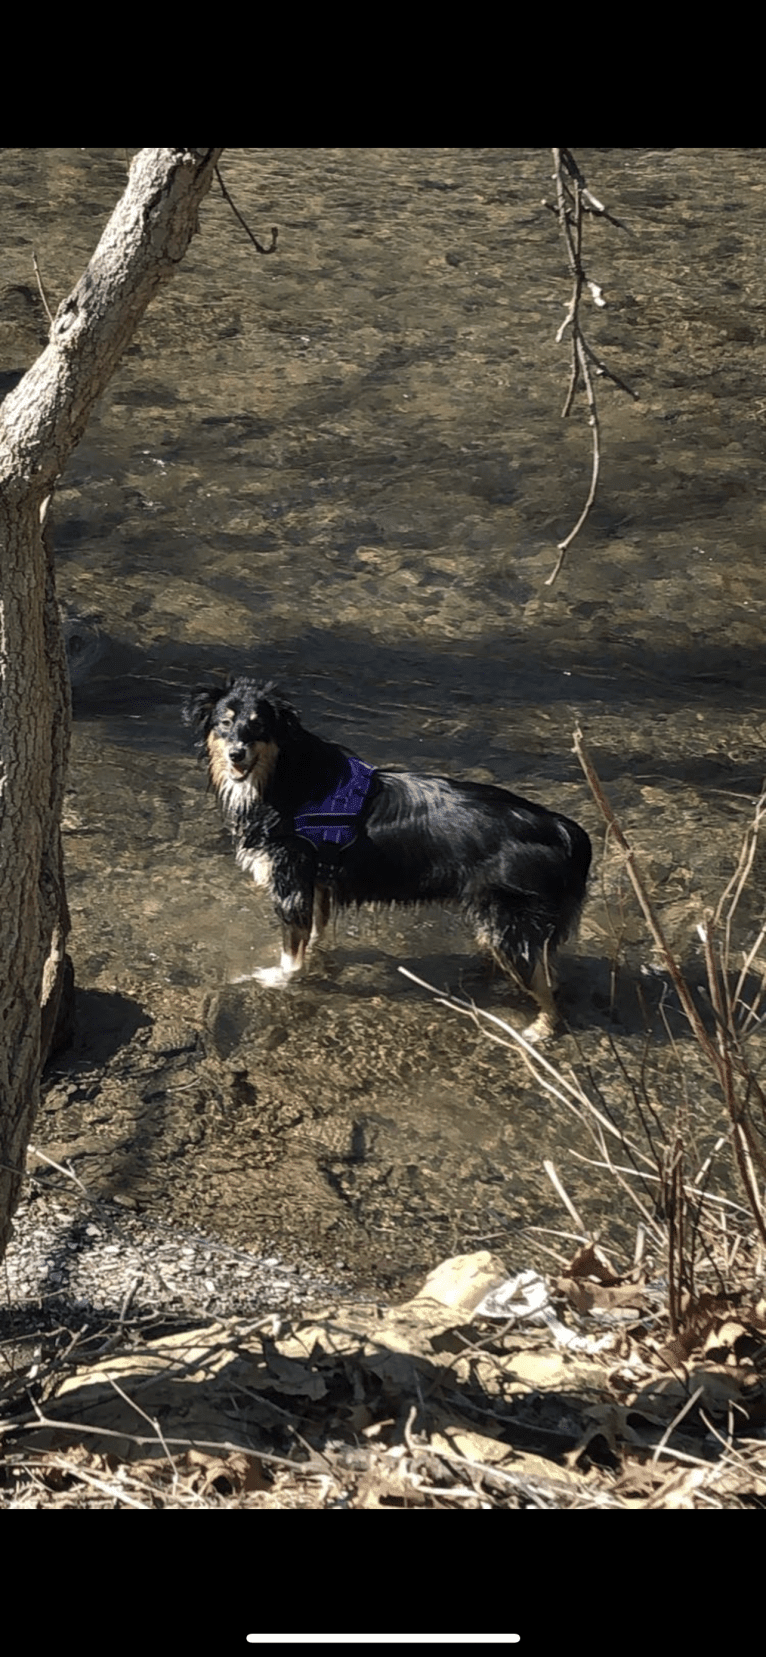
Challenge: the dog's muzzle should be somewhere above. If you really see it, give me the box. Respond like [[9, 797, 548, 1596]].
[[227, 746, 251, 778]]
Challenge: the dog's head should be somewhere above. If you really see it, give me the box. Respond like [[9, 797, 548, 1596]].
[[183, 677, 300, 799]]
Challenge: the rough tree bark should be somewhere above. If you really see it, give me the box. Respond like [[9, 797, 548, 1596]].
[[0, 147, 223, 1264]]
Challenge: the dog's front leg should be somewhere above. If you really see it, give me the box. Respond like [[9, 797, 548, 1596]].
[[254, 924, 311, 987], [254, 855, 314, 988]]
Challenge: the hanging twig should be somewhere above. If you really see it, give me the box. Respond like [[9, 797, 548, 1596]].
[[32, 251, 54, 328], [214, 165, 278, 255], [545, 149, 637, 585]]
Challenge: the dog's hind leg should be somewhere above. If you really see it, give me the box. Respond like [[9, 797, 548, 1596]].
[[524, 950, 560, 1044], [471, 899, 560, 1042]]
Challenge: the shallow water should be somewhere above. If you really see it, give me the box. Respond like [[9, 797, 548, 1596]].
[[2, 149, 765, 1294]]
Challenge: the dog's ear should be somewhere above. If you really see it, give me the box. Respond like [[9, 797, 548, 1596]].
[[256, 688, 301, 744], [182, 685, 222, 735]]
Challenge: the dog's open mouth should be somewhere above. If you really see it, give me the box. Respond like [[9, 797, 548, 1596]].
[[228, 760, 252, 780]]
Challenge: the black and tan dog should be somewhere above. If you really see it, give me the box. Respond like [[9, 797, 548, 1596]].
[[183, 677, 591, 1039]]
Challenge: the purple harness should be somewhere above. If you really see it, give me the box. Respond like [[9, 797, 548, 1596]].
[[294, 754, 376, 853]]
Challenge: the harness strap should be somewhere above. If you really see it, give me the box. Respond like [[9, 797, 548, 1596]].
[[294, 755, 376, 851]]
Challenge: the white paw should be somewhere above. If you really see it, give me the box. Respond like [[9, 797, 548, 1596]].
[[524, 1014, 557, 1045], [254, 966, 292, 988]]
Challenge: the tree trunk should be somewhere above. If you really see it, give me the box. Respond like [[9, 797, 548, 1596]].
[[0, 148, 223, 1264]]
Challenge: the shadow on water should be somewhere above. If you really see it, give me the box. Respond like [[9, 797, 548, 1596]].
[[44, 990, 153, 1079], [71, 622, 766, 802]]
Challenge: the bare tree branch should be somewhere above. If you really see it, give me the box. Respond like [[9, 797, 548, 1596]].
[[574, 727, 766, 1246]]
